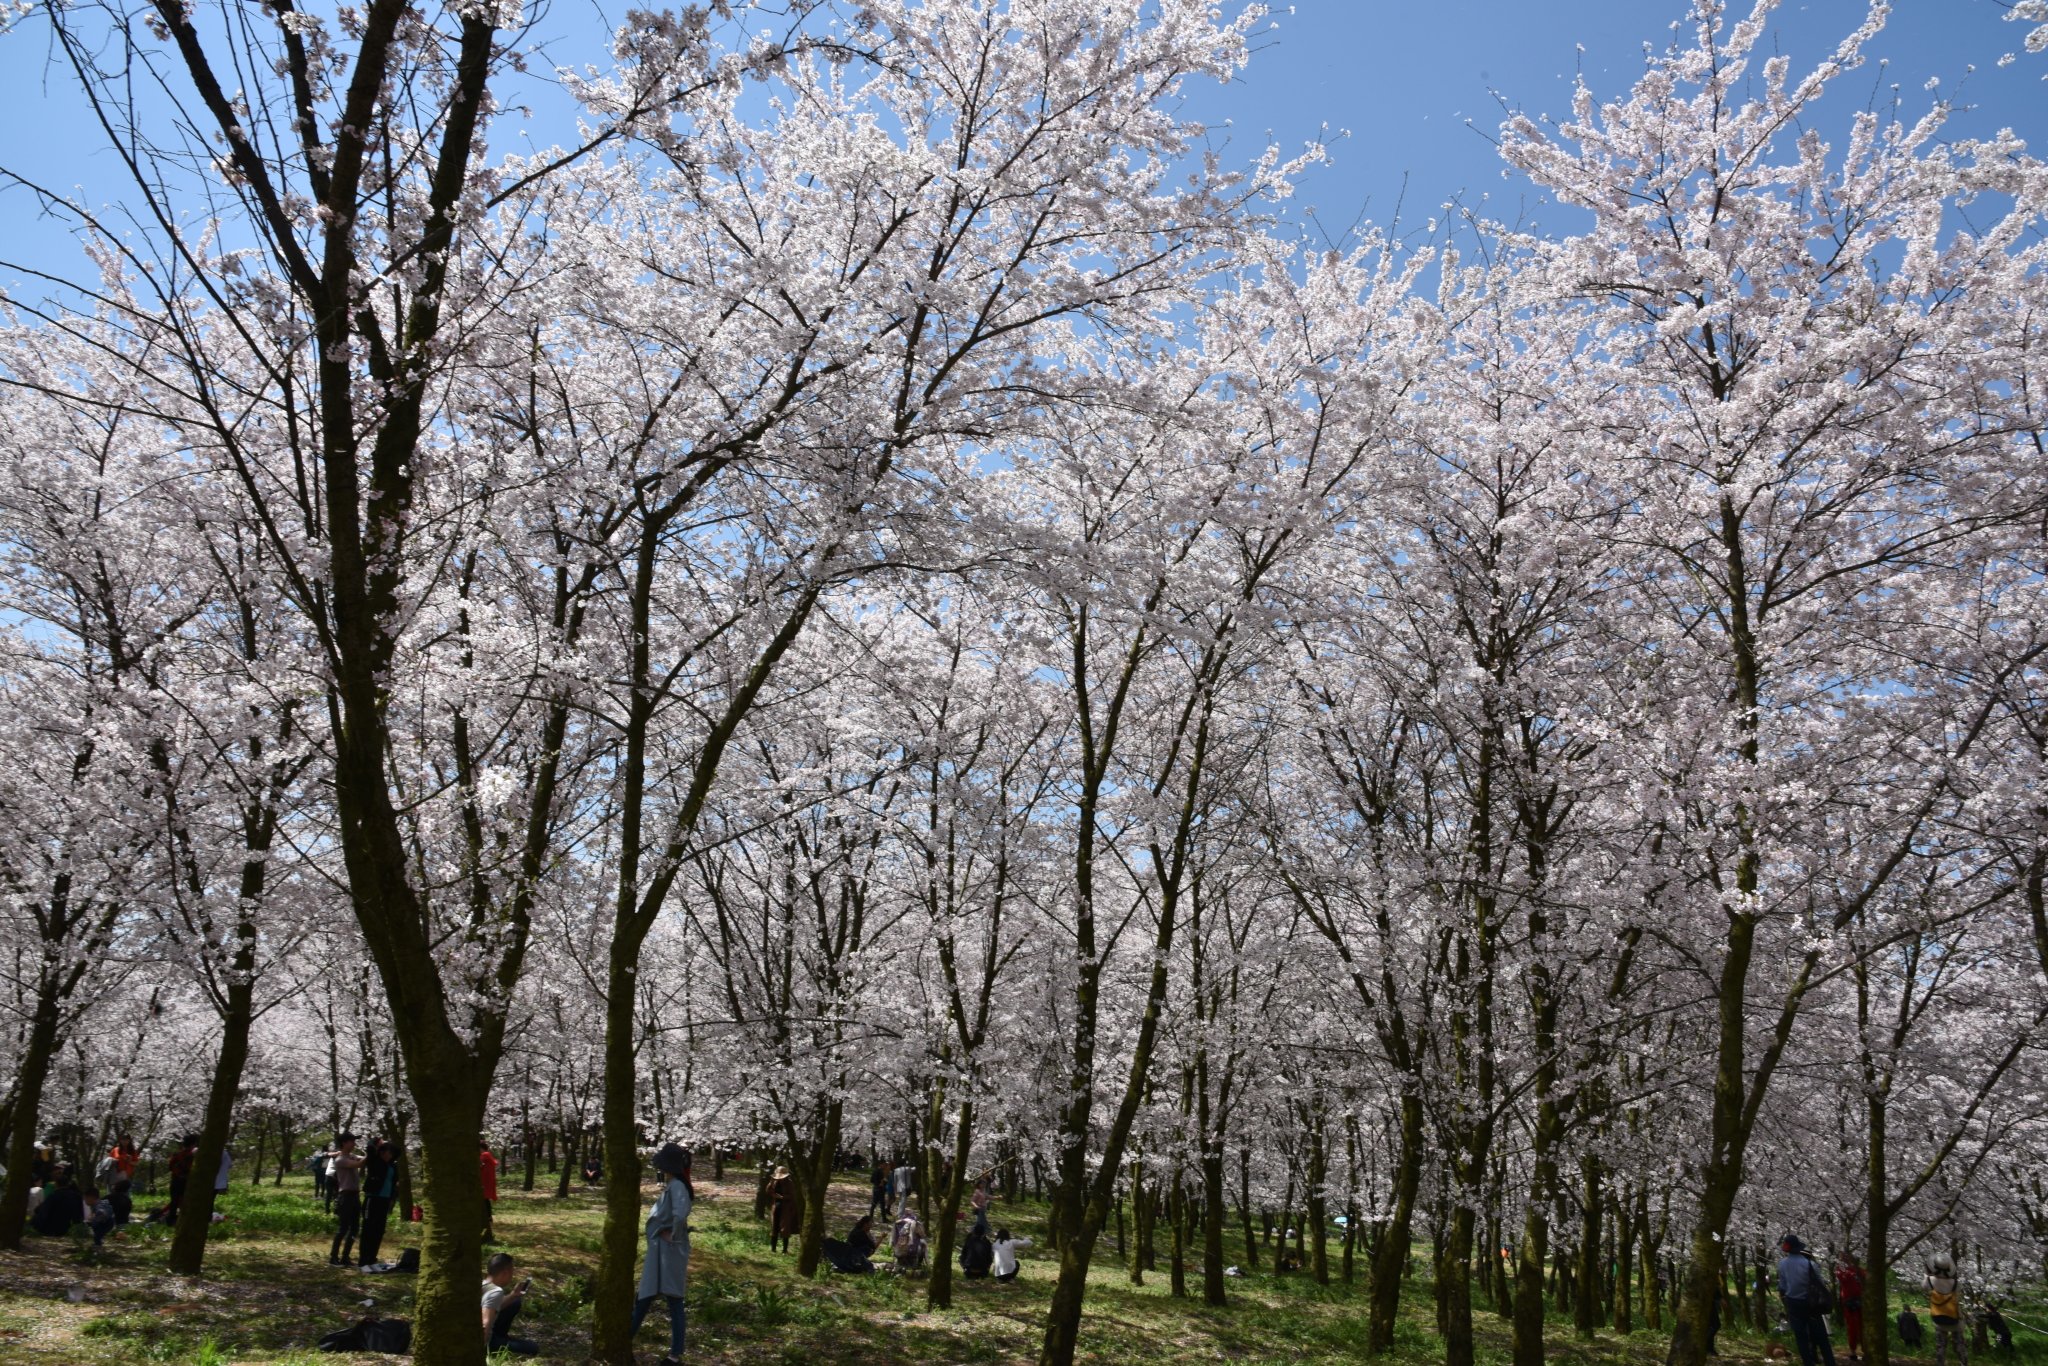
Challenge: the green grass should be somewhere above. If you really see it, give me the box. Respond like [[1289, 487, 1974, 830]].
[[2, 1166, 2041, 1363]]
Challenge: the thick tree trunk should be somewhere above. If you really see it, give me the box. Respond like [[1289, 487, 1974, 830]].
[[926, 1101, 973, 1311], [1442, 1203, 1478, 1366], [0, 995, 62, 1250], [1366, 1093, 1425, 1354], [1201, 1148, 1228, 1306], [794, 1105, 842, 1278], [1575, 1156, 1602, 1337], [409, 1082, 492, 1366], [590, 942, 647, 1365], [168, 980, 255, 1274]]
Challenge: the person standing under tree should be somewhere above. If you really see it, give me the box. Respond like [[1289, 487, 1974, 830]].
[[1837, 1254, 1867, 1363], [767, 1165, 799, 1254], [165, 1135, 198, 1222], [1777, 1233, 1837, 1366], [480, 1139, 499, 1242], [358, 1139, 398, 1267], [327, 1133, 365, 1266], [1927, 1252, 1969, 1366], [629, 1142, 693, 1366]]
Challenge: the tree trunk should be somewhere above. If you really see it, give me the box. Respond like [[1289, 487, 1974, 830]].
[[0, 991, 61, 1249], [1865, 1090, 1892, 1366], [1169, 1178, 1188, 1299], [556, 1127, 579, 1199], [1442, 1202, 1478, 1366], [1366, 1093, 1424, 1354], [794, 1104, 842, 1278], [590, 934, 648, 1365], [168, 978, 255, 1274], [1575, 1156, 1602, 1337], [1613, 1185, 1634, 1335], [1201, 1147, 1228, 1306], [1238, 1147, 1259, 1270], [926, 1101, 973, 1310], [409, 1082, 492, 1366]]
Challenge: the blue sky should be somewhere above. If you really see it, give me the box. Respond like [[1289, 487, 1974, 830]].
[[1, 0, 2041, 281]]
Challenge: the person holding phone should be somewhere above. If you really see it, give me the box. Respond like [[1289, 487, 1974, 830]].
[[480, 1251, 538, 1355]]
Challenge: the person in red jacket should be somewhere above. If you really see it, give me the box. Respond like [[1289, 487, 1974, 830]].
[[1837, 1255, 1867, 1362], [480, 1139, 500, 1242]]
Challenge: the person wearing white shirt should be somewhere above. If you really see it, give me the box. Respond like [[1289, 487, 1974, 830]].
[[991, 1227, 1031, 1283]]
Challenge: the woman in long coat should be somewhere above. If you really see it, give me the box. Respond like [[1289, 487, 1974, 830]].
[[767, 1164, 800, 1253], [631, 1142, 693, 1365]]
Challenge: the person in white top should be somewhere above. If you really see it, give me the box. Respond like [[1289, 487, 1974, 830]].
[[991, 1227, 1031, 1283]]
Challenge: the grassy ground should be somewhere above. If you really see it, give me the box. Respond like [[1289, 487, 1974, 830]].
[[1, 1167, 2042, 1364]]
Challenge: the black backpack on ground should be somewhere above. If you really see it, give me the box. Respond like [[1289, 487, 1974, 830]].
[[960, 1226, 993, 1278], [316, 1318, 412, 1353]]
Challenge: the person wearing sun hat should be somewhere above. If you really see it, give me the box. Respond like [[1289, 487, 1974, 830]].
[[767, 1163, 799, 1253]]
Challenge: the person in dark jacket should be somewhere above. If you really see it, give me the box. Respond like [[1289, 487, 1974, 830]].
[[165, 1135, 198, 1222], [1777, 1233, 1837, 1366], [27, 1170, 85, 1236], [358, 1139, 399, 1267], [767, 1165, 799, 1254]]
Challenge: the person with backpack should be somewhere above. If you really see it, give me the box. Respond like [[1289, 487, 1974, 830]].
[[1836, 1254, 1867, 1361], [892, 1207, 927, 1273], [630, 1142, 693, 1366], [1777, 1233, 1838, 1366], [1927, 1252, 1968, 1366], [960, 1220, 994, 1279]]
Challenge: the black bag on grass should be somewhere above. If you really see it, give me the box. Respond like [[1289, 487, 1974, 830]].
[[317, 1317, 413, 1353]]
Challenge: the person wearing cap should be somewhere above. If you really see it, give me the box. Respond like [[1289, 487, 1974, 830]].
[[1777, 1233, 1838, 1366], [328, 1133, 366, 1266], [630, 1142, 694, 1366]]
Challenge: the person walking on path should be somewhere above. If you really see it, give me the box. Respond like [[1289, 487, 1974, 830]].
[[480, 1139, 499, 1242], [630, 1142, 694, 1366], [1837, 1255, 1867, 1362], [1777, 1234, 1838, 1366], [1928, 1252, 1969, 1366], [328, 1133, 366, 1266], [767, 1164, 800, 1254], [166, 1135, 198, 1222], [358, 1138, 398, 1266]]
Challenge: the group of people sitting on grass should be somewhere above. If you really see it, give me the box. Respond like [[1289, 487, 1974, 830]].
[[18, 1132, 228, 1244], [813, 1168, 1030, 1283]]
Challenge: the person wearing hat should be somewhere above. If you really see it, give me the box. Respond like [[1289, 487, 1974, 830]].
[[1777, 1233, 1837, 1366], [767, 1163, 799, 1254], [630, 1142, 694, 1366], [1926, 1251, 1968, 1366], [328, 1133, 366, 1266]]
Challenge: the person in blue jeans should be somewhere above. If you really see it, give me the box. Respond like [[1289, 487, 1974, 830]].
[[631, 1142, 694, 1366], [1778, 1233, 1838, 1366]]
